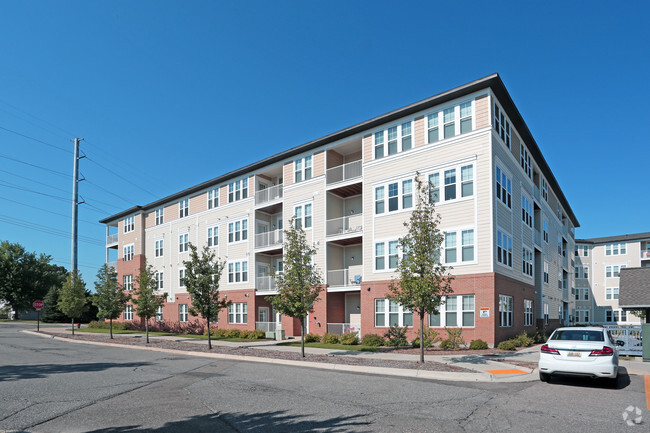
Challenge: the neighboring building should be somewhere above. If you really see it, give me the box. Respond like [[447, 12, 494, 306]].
[[100, 73, 579, 345], [574, 233, 650, 325], [619, 266, 650, 323]]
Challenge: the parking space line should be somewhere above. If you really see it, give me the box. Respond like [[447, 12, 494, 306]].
[[645, 376, 650, 410]]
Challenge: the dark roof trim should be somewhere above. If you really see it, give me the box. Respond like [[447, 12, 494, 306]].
[[576, 232, 650, 245], [100, 73, 578, 226]]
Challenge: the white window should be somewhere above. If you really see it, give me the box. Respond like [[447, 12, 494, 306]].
[[123, 244, 134, 261], [294, 203, 313, 229], [521, 194, 533, 228], [156, 306, 163, 322], [228, 260, 249, 283], [461, 229, 475, 262], [460, 102, 472, 134], [543, 261, 549, 284], [574, 266, 588, 279], [522, 246, 533, 277], [606, 310, 613, 322], [228, 178, 249, 202], [541, 178, 548, 201], [374, 121, 413, 158], [228, 219, 248, 243], [444, 232, 457, 263], [605, 243, 626, 256], [429, 295, 475, 328], [426, 164, 474, 204], [495, 165, 512, 208], [374, 179, 414, 214], [123, 305, 133, 320], [155, 208, 164, 225], [606, 287, 619, 300], [155, 239, 163, 257], [520, 144, 532, 179], [496, 230, 512, 267], [494, 103, 511, 148], [427, 112, 439, 144], [543, 302, 549, 325], [179, 269, 185, 288], [179, 233, 189, 253], [461, 165, 473, 197], [208, 226, 218, 247], [443, 107, 455, 139], [444, 169, 456, 200], [543, 219, 549, 243], [524, 300, 534, 327], [179, 304, 188, 322], [606, 265, 626, 278], [228, 303, 248, 324], [294, 156, 312, 182], [179, 198, 189, 218], [375, 240, 400, 270], [499, 295, 513, 327], [123, 274, 133, 291], [155, 271, 164, 290], [576, 288, 589, 301], [374, 299, 413, 327], [583, 245, 589, 256], [207, 188, 219, 209], [123, 216, 135, 233]]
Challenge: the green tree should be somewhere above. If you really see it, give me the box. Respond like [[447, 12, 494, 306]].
[[267, 217, 323, 358], [0, 241, 67, 317], [183, 244, 229, 349], [42, 285, 68, 323], [132, 261, 167, 343], [388, 174, 454, 363], [93, 264, 130, 339], [58, 270, 87, 336]]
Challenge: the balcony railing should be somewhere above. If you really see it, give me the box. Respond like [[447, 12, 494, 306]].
[[326, 214, 363, 237], [255, 184, 283, 206], [562, 255, 569, 270], [107, 233, 118, 245], [327, 323, 360, 338], [256, 276, 278, 292], [255, 229, 283, 249], [326, 160, 362, 185], [327, 267, 363, 287], [534, 229, 542, 246], [256, 322, 280, 332], [642, 251, 650, 260], [107, 261, 117, 270], [533, 187, 541, 202]]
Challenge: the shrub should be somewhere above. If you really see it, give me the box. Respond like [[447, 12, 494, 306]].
[[213, 328, 227, 338], [513, 332, 534, 348], [412, 328, 440, 348], [530, 329, 547, 344], [384, 325, 408, 347], [239, 330, 252, 339], [498, 340, 517, 351], [439, 339, 453, 350], [361, 333, 385, 347], [469, 339, 489, 350], [445, 327, 465, 350], [339, 332, 359, 345], [321, 333, 340, 344], [249, 329, 266, 340], [88, 321, 130, 330], [225, 329, 241, 338], [304, 333, 320, 343]]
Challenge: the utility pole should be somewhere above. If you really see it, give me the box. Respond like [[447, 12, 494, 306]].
[[71, 138, 84, 272]]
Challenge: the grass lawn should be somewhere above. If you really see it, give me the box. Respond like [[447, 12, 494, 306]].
[[278, 341, 380, 352], [74, 327, 253, 342]]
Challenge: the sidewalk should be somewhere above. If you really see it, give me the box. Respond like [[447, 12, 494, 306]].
[[25, 326, 650, 383]]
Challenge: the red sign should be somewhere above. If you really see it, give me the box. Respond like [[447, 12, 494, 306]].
[[33, 300, 44, 311]]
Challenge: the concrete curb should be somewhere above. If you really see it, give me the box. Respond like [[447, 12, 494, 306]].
[[21, 330, 539, 383]]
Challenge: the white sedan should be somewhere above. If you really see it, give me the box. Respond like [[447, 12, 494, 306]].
[[538, 327, 622, 383]]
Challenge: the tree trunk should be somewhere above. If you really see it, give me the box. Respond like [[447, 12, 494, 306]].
[[300, 317, 305, 358], [419, 312, 425, 364], [145, 318, 149, 344], [71, 318, 75, 336], [110, 318, 113, 339], [207, 317, 212, 350]]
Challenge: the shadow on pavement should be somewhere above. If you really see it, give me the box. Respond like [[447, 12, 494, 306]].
[[84, 410, 372, 433], [543, 366, 631, 390], [0, 362, 153, 382]]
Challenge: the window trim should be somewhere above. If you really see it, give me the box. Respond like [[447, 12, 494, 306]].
[[495, 164, 512, 210], [179, 198, 189, 218], [228, 260, 249, 284], [524, 299, 534, 327], [123, 216, 135, 233], [123, 243, 134, 261], [374, 298, 413, 328], [373, 120, 415, 159], [123, 274, 133, 291], [294, 155, 313, 183], [207, 188, 219, 209], [374, 239, 402, 272], [499, 295, 513, 327], [496, 229, 513, 268], [428, 295, 475, 328], [124, 305, 133, 321], [179, 233, 189, 253], [207, 225, 219, 247], [427, 163, 475, 205], [294, 203, 313, 229], [228, 218, 248, 244], [179, 304, 188, 322], [228, 302, 248, 324], [228, 178, 249, 203], [374, 178, 415, 216], [155, 208, 164, 225], [155, 239, 164, 257], [425, 100, 474, 145]]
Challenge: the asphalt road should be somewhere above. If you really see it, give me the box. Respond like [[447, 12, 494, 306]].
[[1, 322, 648, 432]]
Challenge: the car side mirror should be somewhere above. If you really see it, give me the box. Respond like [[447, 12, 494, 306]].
[[616, 340, 625, 347]]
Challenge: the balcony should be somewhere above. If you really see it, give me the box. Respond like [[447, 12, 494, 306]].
[[326, 160, 362, 185], [255, 184, 283, 207], [255, 229, 283, 249], [327, 266, 363, 289], [562, 255, 569, 270], [326, 214, 363, 237], [641, 251, 650, 260], [534, 229, 542, 247], [533, 187, 541, 203], [256, 322, 280, 332], [107, 233, 118, 245], [256, 276, 278, 292], [327, 323, 360, 338], [107, 261, 117, 270]]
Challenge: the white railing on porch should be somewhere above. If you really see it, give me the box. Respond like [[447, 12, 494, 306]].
[[106, 261, 117, 270], [107, 233, 118, 244], [603, 325, 642, 355], [327, 268, 362, 287], [256, 276, 278, 291], [326, 160, 362, 185], [255, 229, 283, 249], [327, 323, 361, 338], [255, 184, 283, 206], [256, 322, 280, 332], [326, 214, 363, 237]]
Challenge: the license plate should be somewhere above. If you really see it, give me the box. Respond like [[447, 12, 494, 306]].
[[567, 352, 582, 358]]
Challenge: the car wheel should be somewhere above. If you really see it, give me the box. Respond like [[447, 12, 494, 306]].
[[539, 371, 550, 382]]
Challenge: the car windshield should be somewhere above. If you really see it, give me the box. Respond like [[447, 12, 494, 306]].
[[550, 330, 604, 342]]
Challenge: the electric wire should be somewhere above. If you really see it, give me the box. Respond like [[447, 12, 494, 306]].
[[0, 213, 105, 246], [0, 181, 111, 215], [84, 155, 158, 198], [0, 124, 72, 154], [0, 99, 77, 139], [0, 167, 72, 195], [0, 153, 69, 177], [0, 195, 97, 225]]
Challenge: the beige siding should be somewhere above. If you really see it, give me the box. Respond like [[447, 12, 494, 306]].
[[283, 162, 293, 186], [363, 134, 372, 162], [475, 94, 490, 129], [413, 115, 425, 148], [189, 192, 206, 216], [313, 151, 325, 177], [327, 150, 343, 169]]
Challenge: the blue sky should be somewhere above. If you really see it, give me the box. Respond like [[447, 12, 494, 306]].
[[0, 1, 648, 281]]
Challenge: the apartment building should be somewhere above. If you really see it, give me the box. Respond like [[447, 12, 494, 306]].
[[100, 73, 578, 345], [574, 232, 650, 325]]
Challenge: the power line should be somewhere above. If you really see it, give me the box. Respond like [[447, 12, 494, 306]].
[[82, 177, 135, 205], [0, 167, 71, 195], [0, 124, 71, 154], [85, 155, 158, 198], [0, 181, 110, 215], [0, 194, 97, 224], [0, 213, 105, 246], [0, 99, 77, 139], [0, 153, 69, 177]]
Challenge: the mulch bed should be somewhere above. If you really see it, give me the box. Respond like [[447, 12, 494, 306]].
[[41, 332, 473, 373]]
